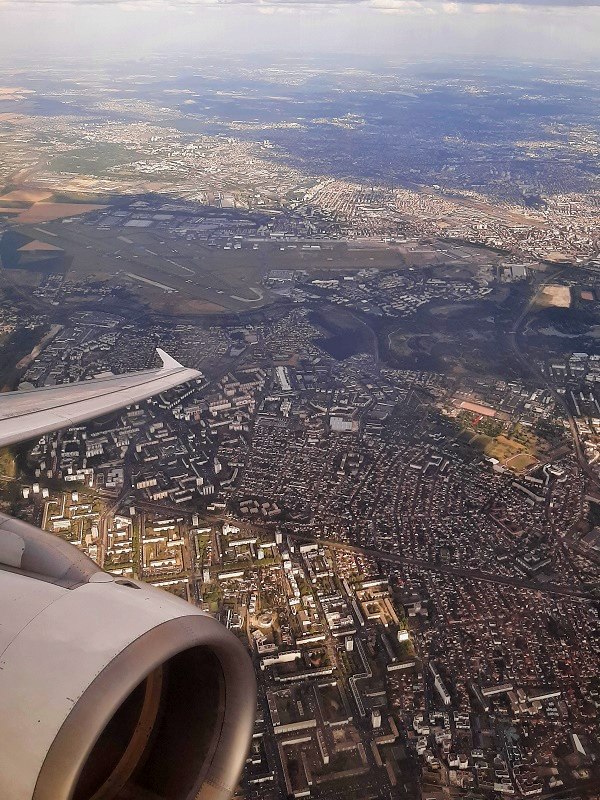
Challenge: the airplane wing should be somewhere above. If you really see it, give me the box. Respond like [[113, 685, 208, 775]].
[[0, 348, 201, 449], [0, 348, 256, 800]]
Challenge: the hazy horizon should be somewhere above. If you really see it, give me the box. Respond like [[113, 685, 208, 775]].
[[1, 1, 600, 66]]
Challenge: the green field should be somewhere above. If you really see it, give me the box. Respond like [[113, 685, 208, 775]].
[[463, 423, 538, 473], [0, 448, 16, 479]]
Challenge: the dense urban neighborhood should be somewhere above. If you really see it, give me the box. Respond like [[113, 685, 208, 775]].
[[0, 50, 599, 800]]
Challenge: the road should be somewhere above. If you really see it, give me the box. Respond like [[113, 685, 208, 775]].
[[108, 498, 597, 600], [507, 269, 600, 493], [284, 530, 596, 601], [506, 269, 600, 569], [97, 478, 131, 567]]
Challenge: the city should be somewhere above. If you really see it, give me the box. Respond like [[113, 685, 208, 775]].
[[1, 267, 598, 798], [0, 3, 599, 800]]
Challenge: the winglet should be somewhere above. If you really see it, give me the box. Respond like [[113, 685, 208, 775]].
[[156, 348, 184, 371]]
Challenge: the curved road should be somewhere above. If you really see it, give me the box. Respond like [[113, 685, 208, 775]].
[[507, 270, 600, 494]]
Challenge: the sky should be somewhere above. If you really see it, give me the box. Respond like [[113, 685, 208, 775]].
[[0, 0, 599, 66]]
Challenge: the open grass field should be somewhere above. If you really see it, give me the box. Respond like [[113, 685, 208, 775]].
[[536, 285, 571, 309], [18, 239, 63, 252], [0, 188, 53, 203], [14, 202, 106, 224], [504, 452, 538, 472], [465, 426, 538, 473], [0, 448, 16, 479]]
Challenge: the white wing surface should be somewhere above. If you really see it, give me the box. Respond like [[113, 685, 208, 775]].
[[0, 348, 201, 448]]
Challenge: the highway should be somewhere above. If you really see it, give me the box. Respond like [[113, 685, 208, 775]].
[[94, 493, 597, 600], [284, 530, 597, 601], [507, 269, 600, 570]]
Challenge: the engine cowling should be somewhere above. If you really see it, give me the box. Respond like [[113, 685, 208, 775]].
[[0, 515, 256, 800]]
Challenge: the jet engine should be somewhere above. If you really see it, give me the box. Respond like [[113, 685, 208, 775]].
[[0, 514, 256, 800]]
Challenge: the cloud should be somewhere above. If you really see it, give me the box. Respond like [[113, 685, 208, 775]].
[[3, 0, 600, 6], [369, 0, 434, 14]]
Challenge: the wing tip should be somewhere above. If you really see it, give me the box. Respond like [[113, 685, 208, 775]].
[[156, 348, 184, 371]]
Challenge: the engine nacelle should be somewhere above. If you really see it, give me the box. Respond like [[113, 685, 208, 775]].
[[0, 515, 256, 800]]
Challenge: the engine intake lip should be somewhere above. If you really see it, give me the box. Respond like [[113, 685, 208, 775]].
[[32, 613, 255, 800]]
